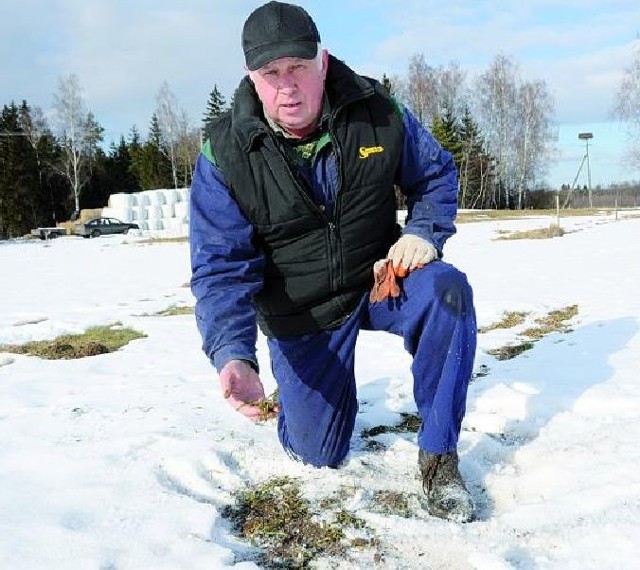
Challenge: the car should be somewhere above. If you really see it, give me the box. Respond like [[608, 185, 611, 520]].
[[74, 217, 139, 238]]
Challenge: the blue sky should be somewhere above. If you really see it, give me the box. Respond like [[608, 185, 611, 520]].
[[1, 0, 639, 188]]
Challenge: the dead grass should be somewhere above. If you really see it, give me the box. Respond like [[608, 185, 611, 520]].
[[486, 304, 579, 361], [135, 236, 188, 244], [223, 478, 385, 567], [495, 224, 565, 240], [487, 342, 535, 361], [456, 208, 618, 224], [222, 476, 347, 567], [1, 324, 146, 359], [521, 304, 579, 340], [370, 490, 413, 518], [478, 311, 529, 333], [148, 305, 194, 317], [361, 412, 421, 438]]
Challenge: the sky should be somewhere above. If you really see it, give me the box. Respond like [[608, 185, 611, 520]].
[[1, 0, 639, 188], [1, 209, 640, 568]]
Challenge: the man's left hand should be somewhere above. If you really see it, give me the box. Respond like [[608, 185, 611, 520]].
[[387, 234, 438, 272]]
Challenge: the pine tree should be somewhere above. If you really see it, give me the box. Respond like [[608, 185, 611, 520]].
[[458, 108, 497, 209], [128, 114, 173, 190], [431, 109, 463, 163], [0, 102, 37, 236], [202, 85, 227, 129]]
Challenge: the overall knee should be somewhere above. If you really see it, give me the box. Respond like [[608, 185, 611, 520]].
[[298, 444, 348, 469], [433, 266, 473, 315]]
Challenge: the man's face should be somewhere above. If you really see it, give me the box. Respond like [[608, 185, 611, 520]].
[[249, 50, 328, 138]]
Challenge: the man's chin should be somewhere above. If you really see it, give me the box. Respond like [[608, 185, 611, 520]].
[[278, 119, 315, 138]]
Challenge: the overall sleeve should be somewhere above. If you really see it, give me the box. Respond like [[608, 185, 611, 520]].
[[396, 107, 459, 254], [189, 153, 265, 372]]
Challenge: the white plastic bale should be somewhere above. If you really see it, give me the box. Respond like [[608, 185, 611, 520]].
[[109, 193, 133, 209], [160, 204, 175, 218], [161, 189, 180, 205], [150, 190, 166, 206], [145, 205, 163, 220], [121, 209, 134, 223], [134, 206, 148, 220], [174, 202, 189, 219], [178, 188, 190, 203], [167, 218, 182, 231]]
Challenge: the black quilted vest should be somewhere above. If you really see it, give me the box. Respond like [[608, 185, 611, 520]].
[[207, 57, 403, 337]]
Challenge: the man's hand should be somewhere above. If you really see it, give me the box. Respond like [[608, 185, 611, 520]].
[[219, 359, 270, 422], [387, 234, 438, 273]]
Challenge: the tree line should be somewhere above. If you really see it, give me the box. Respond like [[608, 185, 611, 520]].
[[1, 44, 639, 238], [0, 78, 228, 238]]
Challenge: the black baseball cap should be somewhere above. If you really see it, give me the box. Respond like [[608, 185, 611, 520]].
[[242, 2, 321, 71]]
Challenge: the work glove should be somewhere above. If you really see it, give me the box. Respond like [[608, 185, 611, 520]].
[[370, 259, 401, 302], [370, 235, 438, 303], [219, 359, 277, 422], [387, 234, 438, 273]]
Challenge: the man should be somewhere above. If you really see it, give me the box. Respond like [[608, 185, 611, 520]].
[[190, 1, 477, 523]]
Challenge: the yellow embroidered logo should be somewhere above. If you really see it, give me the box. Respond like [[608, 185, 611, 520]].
[[359, 145, 384, 159]]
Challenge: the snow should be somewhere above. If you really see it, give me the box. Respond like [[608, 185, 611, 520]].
[[1, 210, 639, 569]]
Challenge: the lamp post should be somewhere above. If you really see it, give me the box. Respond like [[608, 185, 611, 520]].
[[578, 132, 593, 208]]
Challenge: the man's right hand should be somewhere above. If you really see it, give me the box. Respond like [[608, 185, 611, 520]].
[[219, 359, 268, 422]]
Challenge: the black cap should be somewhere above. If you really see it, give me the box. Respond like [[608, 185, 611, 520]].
[[242, 2, 320, 71]]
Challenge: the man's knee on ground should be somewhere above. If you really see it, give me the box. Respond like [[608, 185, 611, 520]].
[[284, 441, 348, 469]]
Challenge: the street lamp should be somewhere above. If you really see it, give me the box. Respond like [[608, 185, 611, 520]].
[[578, 132, 593, 208]]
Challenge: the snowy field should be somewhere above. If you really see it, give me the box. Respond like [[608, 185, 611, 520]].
[[1, 210, 639, 569]]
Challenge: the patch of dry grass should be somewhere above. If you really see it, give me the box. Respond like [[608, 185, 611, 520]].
[[486, 304, 579, 360], [1, 324, 146, 359], [222, 476, 347, 567], [495, 224, 565, 240], [150, 305, 194, 317], [478, 311, 529, 334], [361, 412, 421, 438], [456, 208, 618, 224], [135, 236, 188, 244], [521, 304, 579, 340]]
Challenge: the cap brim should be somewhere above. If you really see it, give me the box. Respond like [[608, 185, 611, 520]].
[[245, 40, 318, 71]]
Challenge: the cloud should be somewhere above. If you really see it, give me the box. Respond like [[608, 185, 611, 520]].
[[2, 0, 639, 150]]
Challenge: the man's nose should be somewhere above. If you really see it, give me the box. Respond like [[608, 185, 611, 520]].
[[278, 72, 297, 90]]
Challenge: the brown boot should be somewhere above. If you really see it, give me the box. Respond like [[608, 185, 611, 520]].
[[419, 450, 475, 523]]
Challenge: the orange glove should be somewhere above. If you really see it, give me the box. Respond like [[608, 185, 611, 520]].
[[370, 260, 400, 302], [369, 259, 423, 302]]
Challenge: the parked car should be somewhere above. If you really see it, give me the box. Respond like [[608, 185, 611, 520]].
[[74, 217, 139, 238]]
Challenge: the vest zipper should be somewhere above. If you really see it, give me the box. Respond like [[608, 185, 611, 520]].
[[327, 121, 344, 294]]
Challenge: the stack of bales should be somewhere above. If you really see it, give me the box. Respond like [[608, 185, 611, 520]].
[[103, 188, 190, 237]]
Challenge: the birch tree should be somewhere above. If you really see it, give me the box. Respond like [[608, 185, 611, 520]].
[[513, 80, 555, 208], [475, 55, 554, 208], [475, 55, 518, 208], [51, 74, 102, 213], [404, 54, 438, 124], [155, 81, 182, 189], [613, 39, 640, 170]]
